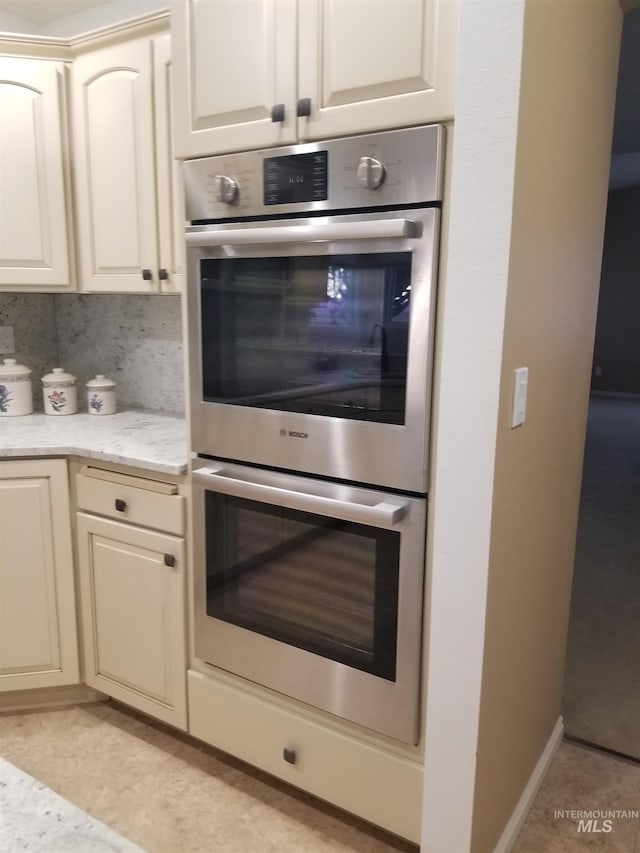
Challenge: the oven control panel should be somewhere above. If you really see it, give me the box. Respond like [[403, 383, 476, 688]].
[[183, 123, 444, 222], [264, 150, 328, 205]]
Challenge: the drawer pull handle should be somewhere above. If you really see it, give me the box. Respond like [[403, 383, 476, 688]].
[[158, 268, 169, 281], [271, 103, 285, 123], [296, 97, 311, 118], [115, 498, 127, 512], [164, 554, 176, 568], [283, 747, 297, 765], [142, 268, 153, 281]]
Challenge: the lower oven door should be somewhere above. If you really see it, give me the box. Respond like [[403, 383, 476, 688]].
[[192, 460, 426, 744]]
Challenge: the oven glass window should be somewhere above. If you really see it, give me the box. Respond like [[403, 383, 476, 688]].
[[200, 253, 412, 424], [205, 492, 400, 680]]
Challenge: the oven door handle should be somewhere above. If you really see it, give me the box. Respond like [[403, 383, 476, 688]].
[[186, 219, 421, 248], [192, 467, 407, 527]]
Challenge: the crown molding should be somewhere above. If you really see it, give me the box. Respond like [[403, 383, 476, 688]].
[[70, 10, 169, 53], [0, 10, 169, 59], [0, 33, 73, 59]]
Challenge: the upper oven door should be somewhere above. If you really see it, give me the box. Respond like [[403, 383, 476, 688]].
[[186, 207, 439, 493]]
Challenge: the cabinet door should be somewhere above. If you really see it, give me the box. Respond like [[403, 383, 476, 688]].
[[77, 513, 187, 730], [0, 460, 79, 691], [71, 39, 159, 293], [171, 0, 297, 158], [153, 33, 183, 294], [297, 0, 458, 141], [0, 58, 73, 291]]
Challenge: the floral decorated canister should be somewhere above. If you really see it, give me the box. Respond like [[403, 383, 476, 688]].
[[0, 358, 33, 416], [42, 367, 77, 415], [87, 374, 116, 415]]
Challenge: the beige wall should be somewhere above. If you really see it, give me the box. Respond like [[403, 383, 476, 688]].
[[471, 2, 622, 851], [592, 184, 640, 394]]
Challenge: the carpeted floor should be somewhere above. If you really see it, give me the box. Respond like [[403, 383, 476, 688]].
[[563, 395, 640, 760]]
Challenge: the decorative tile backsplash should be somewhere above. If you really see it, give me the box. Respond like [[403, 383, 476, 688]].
[[0, 293, 184, 415], [56, 295, 185, 414]]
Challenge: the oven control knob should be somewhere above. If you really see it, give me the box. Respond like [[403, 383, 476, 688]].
[[356, 156, 385, 190], [213, 174, 239, 204]]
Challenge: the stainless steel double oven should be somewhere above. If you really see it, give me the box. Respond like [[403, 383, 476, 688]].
[[186, 124, 444, 744]]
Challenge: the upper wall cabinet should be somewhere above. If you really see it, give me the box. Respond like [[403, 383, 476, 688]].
[[71, 34, 182, 293], [171, 0, 457, 160], [153, 34, 184, 295], [0, 57, 74, 291], [298, 0, 457, 142], [171, 0, 297, 159]]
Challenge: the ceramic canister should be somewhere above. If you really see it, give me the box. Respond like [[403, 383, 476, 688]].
[[86, 374, 116, 415], [0, 358, 33, 416], [42, 367, 77, 415]]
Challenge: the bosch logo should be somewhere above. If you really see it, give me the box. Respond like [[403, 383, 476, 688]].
[[279, 429, 287, 436], [279, 429, 308, 439]]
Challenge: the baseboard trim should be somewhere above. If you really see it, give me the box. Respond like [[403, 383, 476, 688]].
[[493, 716, 564, 853], [0, 684, 107, 713]]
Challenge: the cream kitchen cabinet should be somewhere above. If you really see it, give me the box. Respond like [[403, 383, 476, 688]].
[[171, 0, 457, 159], [0, 460, 79, 691], [188, 670, 423, 842], [0, 57, 74, 291], [71, 33, 183, 294], [76, 469, 187, 730]]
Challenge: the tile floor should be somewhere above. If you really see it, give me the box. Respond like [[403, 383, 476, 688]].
[[0, 701, 638, 852]]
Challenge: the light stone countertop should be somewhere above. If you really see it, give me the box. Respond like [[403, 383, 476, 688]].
[[0, 756, 144, 852], [0, 409, 189, 476]]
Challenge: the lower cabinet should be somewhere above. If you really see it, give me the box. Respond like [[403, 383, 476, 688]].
[[0, 459, 79, 691], [188, 670, 423, 843], [76, 471, 187, 730]]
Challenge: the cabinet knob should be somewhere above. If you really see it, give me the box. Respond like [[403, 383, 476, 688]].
[[296, 98, 311, 118], [283, 747, 297, 765], [142, 269, 153, 281], [271, 103, 285, 123], [115, 498, 127, 512], [163, 554, 176, 568], [158, 268, 169, 281]]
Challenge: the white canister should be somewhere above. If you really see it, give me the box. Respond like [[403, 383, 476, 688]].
[[42, 367, 77, 415], [0, 358, 33, 416], [87, 374, 116, 415]]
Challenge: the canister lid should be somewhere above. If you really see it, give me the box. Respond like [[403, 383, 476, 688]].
[[42, 367, 76, 385], [0, 358, 31, 378], [86, 374, 115, 390]]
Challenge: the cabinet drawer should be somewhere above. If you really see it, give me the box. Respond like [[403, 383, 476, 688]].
[[76, 473, 185, 535], [187, 670, 422, 842]]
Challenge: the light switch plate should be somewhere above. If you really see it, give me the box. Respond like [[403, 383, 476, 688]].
[[0, 325, 15, 354], [511, 367, 528, 428]]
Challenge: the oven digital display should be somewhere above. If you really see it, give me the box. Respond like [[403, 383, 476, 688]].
[[264, 151, 328, 205]]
